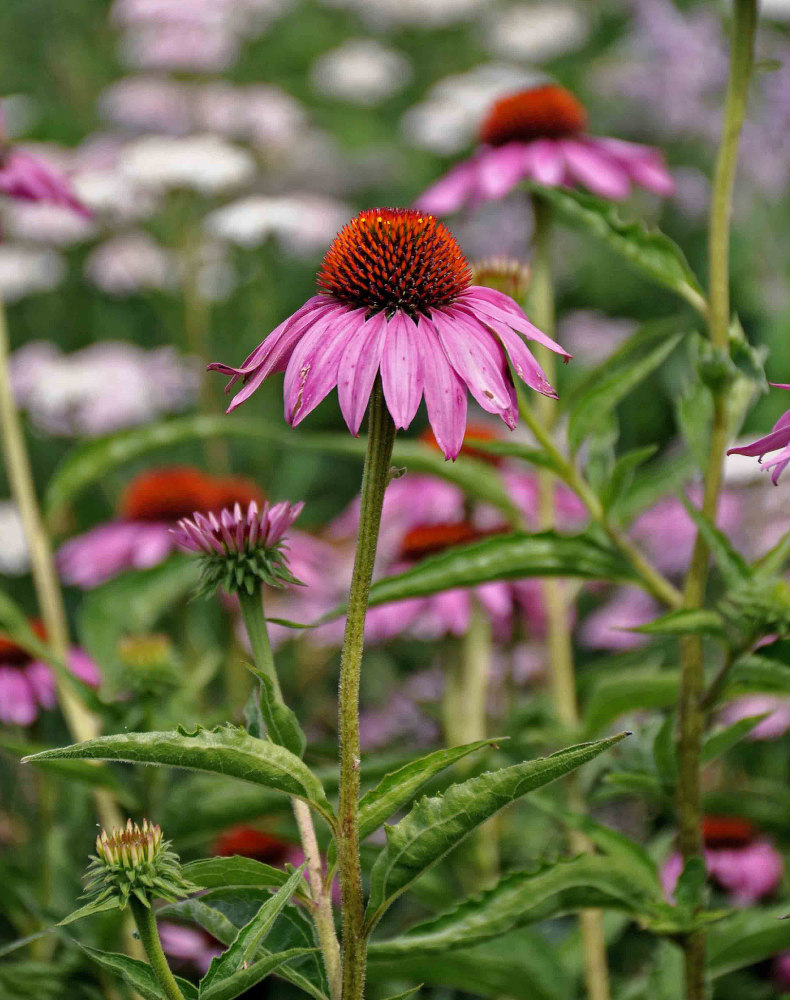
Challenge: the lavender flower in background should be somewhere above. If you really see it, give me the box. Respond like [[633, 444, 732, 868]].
[[558, 310, 637, 365], [718, 695, 790, 741], [100, 76, 194, 135], [321, 0, 487, 29], [310, 39, 412, 106], [579, 585, 660, 651], [159, 924, 222, 975], [10, 341, 199, 437], [84, 232, 176, 295], [1, 200, 96, 246]]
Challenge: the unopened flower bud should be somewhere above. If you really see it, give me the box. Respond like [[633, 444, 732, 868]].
[[470, 256, 531, 301], [84, 819, 196, 909]]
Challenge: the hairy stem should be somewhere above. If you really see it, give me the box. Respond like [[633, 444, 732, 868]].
[[338, 380, 395, 1000], [676, 4, 757, 998], [237, 588, 341, 998], [529, 195, 611, 1000], [129, 899, 184, 1000], [0, 300, 121, 832]]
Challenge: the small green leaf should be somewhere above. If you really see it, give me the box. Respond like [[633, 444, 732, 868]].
[[357, 532, 633, 615], [200, 949, 317, 1000], [58, 897, 122, 926], [630, 609, 728, 640], [600, 445, 659, 513], [77, 945, 168, 1000], [368, 855, 661, 958], [598, 770, 666, 803], [724, 654, 790, 698], [182, 857, 309, 902], [252, 673, 307, 759], [527, 183, 707, 313], [673, 857, 706, 911], [653, 713, 678, 786], [701, 713, 770, 763], [680, 497, 751, 587], [364, 734, 628, 929], [568, 334, 683, 452], [23, 725, 334, 827], [199, 864, 307, 996], [754, 529, 790, 578], [584, 670, 679, 735]]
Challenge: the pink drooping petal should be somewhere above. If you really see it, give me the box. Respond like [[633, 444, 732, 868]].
[[481, 315, 556, 397], [434, 307, 515, 423], [380, 310, 424, 429], [0, 667, 37, 725], [590, 137, 675, 197], [560, 139, 631, 201], [525, 139, 565, 187], [728, 426, 790, 458], [417, 316, 466, 460], [337, 311, 389, 435], [476, 143, 531, 200], [414, 159, 480, 215], [461, 287, 572, 359], [283, 304, 362, 425]]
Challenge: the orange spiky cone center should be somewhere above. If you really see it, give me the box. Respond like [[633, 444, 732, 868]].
[[480, 85, 587, 148]]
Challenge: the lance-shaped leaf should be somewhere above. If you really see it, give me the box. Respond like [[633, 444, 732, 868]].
[[78, 944, 198, 1000], [679, 496, 751, 587], [199, 865, 306, 995], [200, 948, 317, 1000], [724, 654, 790, 698], [369, 854, 663, 958], [355, 532, 633, 615], [568, 333, 683, 452], [701, 713, 770, 763], [364, 733, 628, 929], [23, 725, 334, 826], [527, 183, 707, 314], [183, 857, 309, 902], [630, 608, 728, 640], [44, 416, 520, 528], [707, 905, 790, 979]]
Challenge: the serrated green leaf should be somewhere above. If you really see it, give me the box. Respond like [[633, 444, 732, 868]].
[[369, 854, 662, 958], [44, 416, 520, 528], [77, 945, 167, 999], [630, 608, 728, 640], [183, 857, 309, 901], [707, 905, 790, 978], [364, 734, 628, 929], [23, 725, 334, 827], [527, 183, 707, 313], [356, 532, 633, 615], [701, 713, 770, 762], [199, 865, 306, 996], [568, 335, 683, 452], [584, 671, 679, 735]]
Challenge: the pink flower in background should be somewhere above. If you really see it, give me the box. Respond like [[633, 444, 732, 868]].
[[0, 626, 100, 726], [728, 385, 790, 484], [578, 586, 660, 651], [775, 951, 790, 991], [57, 467, 263, 588], [416, 83, 674, 215], [718, 695, 790, 741], [210, 207, 569, 460], [160, 924, 221, 974], [662, 817, 783, 907]]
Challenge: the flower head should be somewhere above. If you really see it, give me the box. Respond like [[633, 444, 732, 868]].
[[212, 825, 293, 864], [728, 384, 790, 484], [85, 819, 197, 909], [210, 206, 570, 460], [172, 499, 304, 596], [416, 83, 674, 215]]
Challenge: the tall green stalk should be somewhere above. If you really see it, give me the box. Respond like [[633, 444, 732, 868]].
[[676, 3, 757, 997], [129, 899, 184, 1000], [529, 194, 611, 1000], [337, 380, 395, 1000]]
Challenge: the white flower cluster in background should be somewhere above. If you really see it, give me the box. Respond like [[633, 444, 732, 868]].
[[310, 39, 411, 106], [0, 247, 66, 302], [0, 503, 30, 576], [206, 193, 350, 256], [483, 3, 588, 61], [321, 0, 486, 28], [120, 134, 256, 195], [9, 341, 200, 437]]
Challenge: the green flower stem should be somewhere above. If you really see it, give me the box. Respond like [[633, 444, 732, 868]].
[[516, 393, 682, 609], [677, 5, 757, 997], [338, 379, 395, 1000], [237, 586, 342, 1000], [129, 899, 184, 1000], [0, 300, 122, 832], [529, 195, 611, 1000]]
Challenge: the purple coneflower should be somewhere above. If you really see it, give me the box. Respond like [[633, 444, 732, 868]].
[[416, 83, 674, 215], [728, 384, 790, 484], [172, 498, 303, 597], [209, 206, 570, 460], [0, 110, 88, 214]]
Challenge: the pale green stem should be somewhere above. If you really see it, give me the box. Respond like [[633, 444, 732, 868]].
[[338, 380, 395, 1000], [0, 300, 121, 831], [529, 195, 611, 1000], [129, 899, 184, 1000], [677, 4, 757, 997], [237, 587, 342, 1000]]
